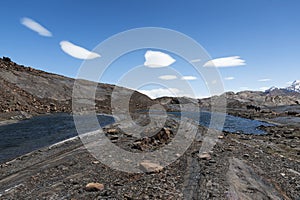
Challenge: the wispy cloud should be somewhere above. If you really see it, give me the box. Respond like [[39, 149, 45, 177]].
[[144, 50, 175, 68], [20, 17, 52, 37], [59, 41, 101, 60], [181, 76, 197, 80], [258, 78, 271, 82], [204, 56, 246, 67], [190, 58, 201, 63], [224, 77, 235, 80], [158, 75, 177, 80]]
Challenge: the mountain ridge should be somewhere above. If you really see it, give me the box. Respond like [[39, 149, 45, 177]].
[[266, 80, 300, 93], [0, 57, 155, 120]]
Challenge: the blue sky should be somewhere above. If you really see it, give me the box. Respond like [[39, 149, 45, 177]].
[[0, 0, 299, 98]]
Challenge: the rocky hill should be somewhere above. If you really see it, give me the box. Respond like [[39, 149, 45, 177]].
[[155, 87, 300, 120], [216, 90, 299, 108], [0, 57, 155, 120], [157, 89, 299, 111]]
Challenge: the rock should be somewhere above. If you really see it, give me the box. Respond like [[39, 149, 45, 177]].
[[243, 154, 250, 158], [154, 128, 172, 143], [110, 136, 119, 141], [107, 129, 118, 134], [198, 152, 211, 160], [140, 161, 163, 172], [218, 135, 224, 139], [206, 180, 213, 187], [85, 182, 105, 191]]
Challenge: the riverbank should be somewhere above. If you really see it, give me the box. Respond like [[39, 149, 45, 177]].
[[0, 112, 299, 199]]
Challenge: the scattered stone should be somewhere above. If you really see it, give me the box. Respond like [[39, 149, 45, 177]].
[[110, 136, 119, 141], [209, 159, 216, 164], [287, 169, 300, 176], [206, 180, 213, 187], [107, 129, 118, 134], [218, 135, 224, 139], [85, 182, 104, 191], [92, 161, 100, 164], [140, 161, 163, 172], [198, 152, 211, 160], [243, 154, 250, 158]]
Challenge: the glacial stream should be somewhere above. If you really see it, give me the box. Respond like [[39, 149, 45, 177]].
[[0, 112, 272, 163]]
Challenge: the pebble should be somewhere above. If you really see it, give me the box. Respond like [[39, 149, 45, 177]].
[[218, 135, 224, 139], [198, 152, 211, 160], [107, 129, 118, 134], [243, 154, 250, 158], [206, 180, 213, 187], [140, 161, 163, 172], [280, 173, 285, 177], [85, 182, 105, 191]]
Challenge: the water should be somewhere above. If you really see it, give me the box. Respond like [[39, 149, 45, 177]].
[[170, 111, 273, 134], [0, 113, 114, 163], [0, 112, 272, 164]]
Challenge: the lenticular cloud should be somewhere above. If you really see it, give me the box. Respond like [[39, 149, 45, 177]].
[[21, 17, 52, 37], [204, 56, 246, 67], [144, 50, 176, 68], [181, 76, 197, 80], [59, 41, 101, 60], [159, 75, 177, 80]]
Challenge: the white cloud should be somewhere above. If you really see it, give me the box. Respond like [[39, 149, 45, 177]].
[[224, 77, 235, 80], [204, 56, 246, 67], [190, 58, 201, 63], [144, 50, 176, 68], [286, 81, 293, 85], [139, 88, 181, 99], [158, 75, 177, 80], [20, 17, 52, 37], [181, 76, 197, 80], [259, 87, 269, 91], [258, 78, 271, 82], [59, 41, 101, 60]]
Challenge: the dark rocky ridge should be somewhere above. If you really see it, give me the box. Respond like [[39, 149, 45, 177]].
[[0, 57, 155, 121]]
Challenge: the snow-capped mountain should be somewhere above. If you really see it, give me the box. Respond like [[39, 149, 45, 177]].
[[265, 80, 300, 95], [286, 80, 300, 93], [265, 86, 278, 93]]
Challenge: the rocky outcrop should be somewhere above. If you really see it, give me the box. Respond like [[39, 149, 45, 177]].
[[156, 90, 299, 114], [0, 57, 155, 120]]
